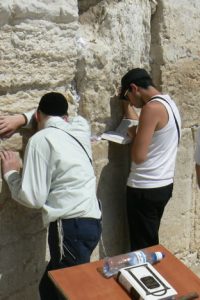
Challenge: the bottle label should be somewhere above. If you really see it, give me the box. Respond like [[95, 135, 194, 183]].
[[133, 251, 146, 264]]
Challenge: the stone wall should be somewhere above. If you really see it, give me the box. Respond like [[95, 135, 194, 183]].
[[0, 0, 199, 299], [150, 0, 200, 275]]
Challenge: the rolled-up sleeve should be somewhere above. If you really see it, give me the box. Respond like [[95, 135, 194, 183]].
[[22, 110, 36, 129]]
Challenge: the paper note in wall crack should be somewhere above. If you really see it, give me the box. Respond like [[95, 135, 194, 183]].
[[101, 119, 138, 144]]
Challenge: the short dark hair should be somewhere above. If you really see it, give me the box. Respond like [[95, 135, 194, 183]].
[[120, 68, 155, 98], [38, 92, 68, 116]]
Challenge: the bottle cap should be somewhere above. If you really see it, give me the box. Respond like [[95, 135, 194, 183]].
[[155, 252, 165, 261]]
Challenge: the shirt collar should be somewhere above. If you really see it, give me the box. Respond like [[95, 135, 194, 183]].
[[44, 116, 66, 129]]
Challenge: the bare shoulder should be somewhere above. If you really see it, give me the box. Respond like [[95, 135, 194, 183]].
[[142, 100, 168, 129], [146, 100, 166, 110], [144, 100, 167, 116], [140, 100, 163, 117]]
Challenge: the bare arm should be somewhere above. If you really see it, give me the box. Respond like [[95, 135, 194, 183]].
[[122, 100, 139, 138], [0, 110, 36, 138], [131, 101, 168, 164], [122, 100, 139, 120]]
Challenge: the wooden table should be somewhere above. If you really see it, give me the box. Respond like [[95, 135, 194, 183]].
[[48, 244, 200, 300]]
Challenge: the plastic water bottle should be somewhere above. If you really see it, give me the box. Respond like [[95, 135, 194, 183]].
[[103, 250, 165, 278]]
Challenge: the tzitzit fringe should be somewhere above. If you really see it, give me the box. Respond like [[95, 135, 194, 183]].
[[57, 219, 65, 261]]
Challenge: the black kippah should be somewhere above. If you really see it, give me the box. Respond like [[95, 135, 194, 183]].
[[38, 92, 68, 116]]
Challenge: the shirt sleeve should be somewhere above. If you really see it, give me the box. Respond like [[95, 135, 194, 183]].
[[194, 127, 200, 165], [4, 140, 50, 209], [22, 110, 36, 129]]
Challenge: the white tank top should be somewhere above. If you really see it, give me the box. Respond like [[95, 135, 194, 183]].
[[127, 95, 181, 189]]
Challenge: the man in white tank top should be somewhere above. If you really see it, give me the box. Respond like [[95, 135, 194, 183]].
[[119, 68, 181, 251]]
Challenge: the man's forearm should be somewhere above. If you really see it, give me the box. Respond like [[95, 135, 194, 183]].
[[0, 114, 27, 138], [128, 125, 137, 139]]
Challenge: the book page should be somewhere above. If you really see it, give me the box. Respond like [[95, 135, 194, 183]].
[[101, 119, 138, 144]]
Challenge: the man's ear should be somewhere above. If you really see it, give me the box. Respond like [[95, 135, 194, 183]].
[[130, 83, 138, 92], [35, 111, 40, 122], [62, 115, 68, 122]]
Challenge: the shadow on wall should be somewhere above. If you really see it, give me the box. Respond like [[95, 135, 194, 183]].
[[78, 0, 103, 14], [97, 139, 131, 258], [105, 96, 124, 132], [0, 132, 47, 300]]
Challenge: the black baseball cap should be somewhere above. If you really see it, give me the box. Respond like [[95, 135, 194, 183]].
[[120, 68, 151, 99], [38, 92, 68, 116]]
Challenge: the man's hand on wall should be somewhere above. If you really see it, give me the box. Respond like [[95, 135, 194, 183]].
[[0, 115, 27, 138], [0, 151, 21, 174]]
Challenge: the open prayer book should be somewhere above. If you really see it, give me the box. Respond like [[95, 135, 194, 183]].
[[101, 119, 138, 144]]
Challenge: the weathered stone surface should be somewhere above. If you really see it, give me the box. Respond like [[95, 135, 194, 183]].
[[0, 0, 200, 298], [77, 0, 152, 133], [94, 140, 131, 256], [153, 0, 200, 275], [0, 0, 78, 97], [0, 1, 79, 299], [78, 0, 102, 14], [160, 61, 200, 128], [160, 129, 194, 251]]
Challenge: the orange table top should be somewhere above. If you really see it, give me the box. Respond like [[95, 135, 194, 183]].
[[49, 244, 200, 300]]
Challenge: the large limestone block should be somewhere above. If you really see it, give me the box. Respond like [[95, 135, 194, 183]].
[[151, 0, 200, 94], [0, 2, 80, 299], [0, 0, 78, 94], [0, 0, 78, 26], [77, 0, 152, 133], [151, 0, 200, 127], [94, 140, 131, 256], [0, 201, 44, 246], [0, 235, 45, 299], [149, 0, 200, 278], [151, 0, 200, 70], [161, 0, 200, 63], [161, 61, 200, 128], [160, 129, 194, 252]]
